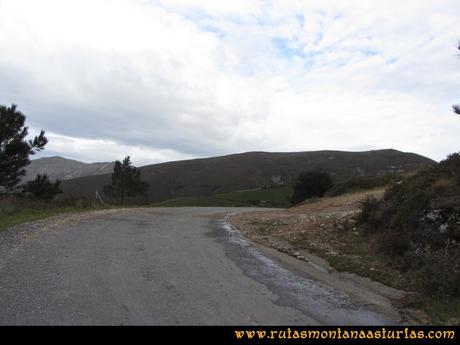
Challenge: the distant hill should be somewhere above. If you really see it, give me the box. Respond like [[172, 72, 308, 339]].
[[60, 149, 436, 203], [25, 156, 114, 182]]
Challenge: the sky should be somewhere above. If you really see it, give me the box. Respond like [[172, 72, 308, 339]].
[[0, 0, 459, 166]]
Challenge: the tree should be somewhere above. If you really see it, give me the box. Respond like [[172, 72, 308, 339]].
[[454, 105, 460, 115], [103, 156, 149, 204], [0, 104, 48, 191], [289, 171, 332, 204], [22, 174, 62, 201]]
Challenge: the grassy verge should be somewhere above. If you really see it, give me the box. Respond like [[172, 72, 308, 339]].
[[0, 185, 293, 230], [326, 249, 458, 324], [151, 185, 293, 208], [0, 204, 116, 231], [423, 297, 460, 325], [291, 218, 459, 324]]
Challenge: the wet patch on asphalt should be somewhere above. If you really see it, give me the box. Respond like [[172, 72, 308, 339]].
[[210, 214, 394, 325]]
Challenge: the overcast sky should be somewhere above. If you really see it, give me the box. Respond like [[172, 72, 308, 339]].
[[1, 0, 459, 165]]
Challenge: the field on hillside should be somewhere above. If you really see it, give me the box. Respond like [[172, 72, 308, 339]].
[[151, 185, 293, 208]]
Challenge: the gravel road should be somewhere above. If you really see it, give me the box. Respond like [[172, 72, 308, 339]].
[[0, 207, 401, 325]]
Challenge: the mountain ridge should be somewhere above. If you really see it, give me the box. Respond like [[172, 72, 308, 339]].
[[58, 149, 436, 203], [25, 156, 114, 182]]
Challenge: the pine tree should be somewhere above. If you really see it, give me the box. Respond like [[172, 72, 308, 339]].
[[22, 174, 62, 201], [103, 156, 149, 204], [0, 104, 48, 191]]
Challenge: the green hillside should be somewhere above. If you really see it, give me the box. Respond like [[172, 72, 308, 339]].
[[151, 185, 293, 208], [61, 149, 435, 203]]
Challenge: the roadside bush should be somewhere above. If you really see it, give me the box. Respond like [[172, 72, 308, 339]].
[[356, 196, 381, 225], [0, 194, 96, 218], [22, 174, 62, 201], [0, 194, 52, 218], [389, 189, 431, 231], [438, 152, 460, 185], [378, 232, 411, 257], [411, 250, 460, 298], [289, 171, 332, 204], [356, 152, 460, 298]]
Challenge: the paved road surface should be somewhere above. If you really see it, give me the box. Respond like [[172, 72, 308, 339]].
[[0, 208, 400, 325]]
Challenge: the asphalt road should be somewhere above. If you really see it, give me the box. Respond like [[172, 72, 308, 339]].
[[0, 208, 399, 325]]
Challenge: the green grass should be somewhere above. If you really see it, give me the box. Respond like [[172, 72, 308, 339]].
[[151, 185, 293, 208], [0, 205, 115, 231], [424, 297, 460, 325], [0, 195, 123, 230], [325, 252, 404, 290], [0, 185, 293, 230], [314, 229, 460, 324]]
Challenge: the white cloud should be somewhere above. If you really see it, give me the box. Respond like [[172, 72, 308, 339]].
[[0, 0, 459, 165], [37, 132, 194, 166]]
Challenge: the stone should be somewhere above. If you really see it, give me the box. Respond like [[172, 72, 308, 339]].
[[439, 224, 448, 233]]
